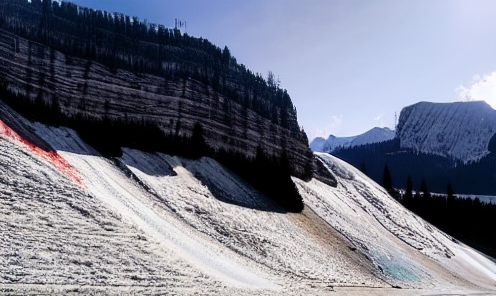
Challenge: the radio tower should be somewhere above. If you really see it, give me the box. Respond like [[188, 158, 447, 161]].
[[175, 18, 187, 33]]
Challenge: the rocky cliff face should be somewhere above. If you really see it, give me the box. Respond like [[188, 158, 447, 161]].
[[0, 28, 310, 175], [396, 101, 496, 163]]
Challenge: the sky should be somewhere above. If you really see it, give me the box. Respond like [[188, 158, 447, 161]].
[[66, 0, 496, 140]]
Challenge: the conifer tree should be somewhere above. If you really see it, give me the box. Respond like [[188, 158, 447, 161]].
[[405, 175, 413, 201], [447, 182, 454, 199], [360, 161, 367, 175], [488, 132, 496, 154], [382, 164, 392, 190], [420, 178, 431, 199], [190, 122, 207, 159]]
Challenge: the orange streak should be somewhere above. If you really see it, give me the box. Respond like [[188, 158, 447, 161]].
[[0, 119, 84, 186]]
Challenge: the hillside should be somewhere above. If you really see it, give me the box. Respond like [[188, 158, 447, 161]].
[[310, 127, 395, 153], [0, 0, 311, 177], [1, 101, 496, 295]]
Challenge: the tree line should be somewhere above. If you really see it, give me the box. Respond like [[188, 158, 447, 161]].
[[380, 168, 496, 259], [0, 80, 304, 212], [335, 138, 496, 195], [340, 137, 496, 258]]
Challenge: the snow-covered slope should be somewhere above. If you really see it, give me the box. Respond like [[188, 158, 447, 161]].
[[397, 101, 496, 162], [310, 127, 395, 152], [2, 103, 496, 295]]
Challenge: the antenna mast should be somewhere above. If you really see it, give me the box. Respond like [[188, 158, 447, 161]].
[[394, 112, 397, 130], [175, 18, 187, 33]]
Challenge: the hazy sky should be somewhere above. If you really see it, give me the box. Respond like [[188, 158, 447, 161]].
[[67, 0, 496, 140]]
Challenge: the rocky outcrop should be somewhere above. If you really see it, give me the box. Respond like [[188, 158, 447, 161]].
[[0, 28, 310, 175]]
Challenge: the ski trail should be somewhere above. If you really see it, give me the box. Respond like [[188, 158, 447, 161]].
[[58, 151, 276, 290]]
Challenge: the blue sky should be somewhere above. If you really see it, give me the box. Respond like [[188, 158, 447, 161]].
[[67, 0, 496, 140]]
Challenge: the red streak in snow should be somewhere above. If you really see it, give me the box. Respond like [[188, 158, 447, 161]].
[[0, 119, 84, 186]]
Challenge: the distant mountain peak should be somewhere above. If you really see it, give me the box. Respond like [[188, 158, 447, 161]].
[[309, 137, 326, 152], [397, 100, 496, 162], [310, 127, 395, 153]]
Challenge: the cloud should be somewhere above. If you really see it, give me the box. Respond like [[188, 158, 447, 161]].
[[332, 115, 342, 125], [374, 114, 383, 121], [455, 71, 496, 109], [309, 115, 343, 140]]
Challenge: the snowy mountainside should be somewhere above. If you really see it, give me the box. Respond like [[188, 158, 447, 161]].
[[397, 101, 496, 162], [351, 127, 396, 146], [2, 103, 496, 295], [309, 136, 326, 152], [310, 127, 395, 152]]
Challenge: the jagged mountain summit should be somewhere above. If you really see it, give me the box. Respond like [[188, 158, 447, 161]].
[[1, 101, 496, 295], [397, 101, 496, 163], [310, 127, 395, 153]]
